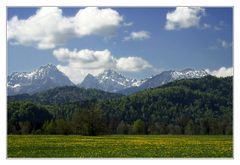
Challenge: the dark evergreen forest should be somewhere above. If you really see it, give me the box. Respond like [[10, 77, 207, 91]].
[[8, 76, 233, 135]]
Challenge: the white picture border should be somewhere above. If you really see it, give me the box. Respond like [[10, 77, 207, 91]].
[[0, 0, 239, 165]]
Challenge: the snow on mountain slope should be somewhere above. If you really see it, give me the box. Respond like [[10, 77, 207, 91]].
[[119, 68, 208, 95], [171, 68, 208, 80], [8, 65, 208, 96], [7, 64, 74, 95], [79, 69, 143, 92]]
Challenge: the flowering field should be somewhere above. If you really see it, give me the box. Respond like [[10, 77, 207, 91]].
[[7, 135, 232, 158]]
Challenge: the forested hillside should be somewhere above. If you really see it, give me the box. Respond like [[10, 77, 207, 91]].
[[8, 86, 123, 104], [99, 75, 232, 135], [8, 76, 232, 135]]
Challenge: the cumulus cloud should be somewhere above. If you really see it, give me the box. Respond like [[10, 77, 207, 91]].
[[206, 67, 233, 77], [7, 7, 123, 49], [165, 7, 205, 30], [116, 57, 152, 72], [123, 31, 150, 41], [53, 48, 115, 69], [53, 48, 152, 83]]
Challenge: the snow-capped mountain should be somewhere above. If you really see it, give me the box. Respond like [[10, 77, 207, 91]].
[[119, 68, 208, 95], [7, 64, 74, 95], [8, 65, 209, 96], [140, 68, 208, 89], [79, 69, 143, 92], [171, 68, 209, 80]]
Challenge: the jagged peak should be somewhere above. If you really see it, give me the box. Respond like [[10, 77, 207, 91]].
[[38, 63, 57, 71], [86, 73, 94, 77], [84, 73, 97, 79], [8, 64, 66, 80], [101, 69, 120, 76], [7, 63, 74, 95], [97, 69, 127, 80]]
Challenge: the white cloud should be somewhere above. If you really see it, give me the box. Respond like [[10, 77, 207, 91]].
[[209, 39, 232, 50], [57, 65, 104, 84], [123, 22, 133, 26], [213, 21, 226, 31], [53, 48, 115, 69], [116, 57, 152, 72], [73, 7, 123, 36], [213, 26, 221, 31], [7, 7, 123, 49], [165, 7, 205, 30], [53, 48, 152, 83], [202, 23, 211, 29], [218, 39, 232, 49], [206, 67, 233, 77], [201, 20, 226, 31], [123, 31, 150, 41]]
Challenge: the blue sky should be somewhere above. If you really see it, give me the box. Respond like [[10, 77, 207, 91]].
[[7, 7, 233, 83]]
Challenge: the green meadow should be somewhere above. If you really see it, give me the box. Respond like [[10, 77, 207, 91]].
[[8, 135, 232, 158]]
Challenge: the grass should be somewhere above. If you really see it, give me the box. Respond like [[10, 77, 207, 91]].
[[7, 135, 233, 158]]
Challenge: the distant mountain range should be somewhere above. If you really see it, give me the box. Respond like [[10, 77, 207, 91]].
[[7, 64, 209, 95], [78, 68, 208, 94]]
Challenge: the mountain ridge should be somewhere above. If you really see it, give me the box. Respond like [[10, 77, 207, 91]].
[[119, 69, 208, 95], [7, 64, 74, 95], [7, 64, 209, 96], [79, 69, 143, 92]]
